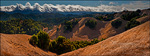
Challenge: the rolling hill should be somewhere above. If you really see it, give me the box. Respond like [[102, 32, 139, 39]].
[[1, 20, 149, 56], [48, 9, 150, 41], [1, 9, 150, 56], [0, 33, 56, 56], [48, 17, 128, 41], [60, 20, 150, 56]]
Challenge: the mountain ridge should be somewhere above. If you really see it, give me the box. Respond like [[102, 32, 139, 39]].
[[1, 2, 148, 14]]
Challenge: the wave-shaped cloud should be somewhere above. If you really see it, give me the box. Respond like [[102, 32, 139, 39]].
[[0, 1, 149, 12]]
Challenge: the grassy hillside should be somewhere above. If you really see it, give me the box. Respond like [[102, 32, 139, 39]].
[[0, 19, 48, 35], [60, 21, 150, 56], [0, 33, 57, 56], [48, 9, 150, 41]]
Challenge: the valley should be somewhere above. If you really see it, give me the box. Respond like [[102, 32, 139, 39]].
[[0, 6, 150, 56]]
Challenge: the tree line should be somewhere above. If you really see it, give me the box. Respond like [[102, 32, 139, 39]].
[[0, 19, 48, 35], [29, 31, 105, 55]]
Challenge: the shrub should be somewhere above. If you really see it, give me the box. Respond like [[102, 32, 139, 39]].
[[49, 36, 75, 54], [95, 16, 104, 21], [48, 36, 102, 55], [63, 19, 79, 32], [56, 36, 66, 43], [72, 19, 79, 26], [105, 14, 114, 21], [111, 19, 122, 28], [29, 35, 104, 55], [100, 38, 105, 41], [125, 18, 140, 30], [91, 38, 100, 45], [136, 9, 141, 13], [121, 12, 139, 21], [49, 40, 57, 52], [60, 40, 76, 54], [37, 31, 50, 50], [95, 15, 114, 21], [85, 20, 97, 29], [64, 21, 73, 31], [29, 34, 38, 46]]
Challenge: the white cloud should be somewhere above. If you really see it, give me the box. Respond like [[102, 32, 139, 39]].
[[121, 1, 149, 11], [109, 2, 115, 5], [0, 1, 149, 12]]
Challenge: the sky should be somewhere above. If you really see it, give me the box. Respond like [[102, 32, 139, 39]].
[[0, 1, 149, 12], [1, 1, 149, 7]]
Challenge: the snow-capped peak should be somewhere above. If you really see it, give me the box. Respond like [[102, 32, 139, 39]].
[[0, 2, 149, 13]]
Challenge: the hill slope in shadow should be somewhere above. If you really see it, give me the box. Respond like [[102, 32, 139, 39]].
[[60, 21, 150, 56]]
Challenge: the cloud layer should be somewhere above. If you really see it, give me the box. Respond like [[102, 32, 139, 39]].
[[0, 1, 149, 12]]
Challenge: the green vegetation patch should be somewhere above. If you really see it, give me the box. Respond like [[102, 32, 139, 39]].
[[121, 12, 139, 21], [29, 31, 50, 50], [49, 37, 102, 55], [29, 31, 105, 55], [95, 14, 114, 21], [63, 19, 79, 32], [29, 34, 38, 46], [0, 19, 48, 35], [111, 19, 122, 29], [85, 20, 97, 29], [37, 31, 50, 50], [125, 18, 140, 30]]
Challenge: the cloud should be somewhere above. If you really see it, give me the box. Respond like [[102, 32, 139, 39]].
[[0, 1, 149, 12], [109, 2, 115, 5], [121, 1, 149, 11]]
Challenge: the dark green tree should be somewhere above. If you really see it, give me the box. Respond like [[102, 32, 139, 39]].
[[111, 19, 122, 28], [85, 20, 97, 29], [121, 12, 139, 21], [29, 34, 38, 46], [91, 38, 100, 45], [63, 19, 79, 32], [136, 9, 141, 13], [0, 19, 46, 35], [125, 19, 140, 30], [95, 16, 104, 21], [56, 36, 66, 43], [37, 31, 50, 50]]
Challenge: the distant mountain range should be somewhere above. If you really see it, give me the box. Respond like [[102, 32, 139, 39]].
[[0, 2, 125, 14]]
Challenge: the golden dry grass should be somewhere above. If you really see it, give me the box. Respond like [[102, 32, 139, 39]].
[[0, 34, 56, 56], [49, 17, 127, 41], [136, 16, 150, 23], [60, 21, 150, 56]]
